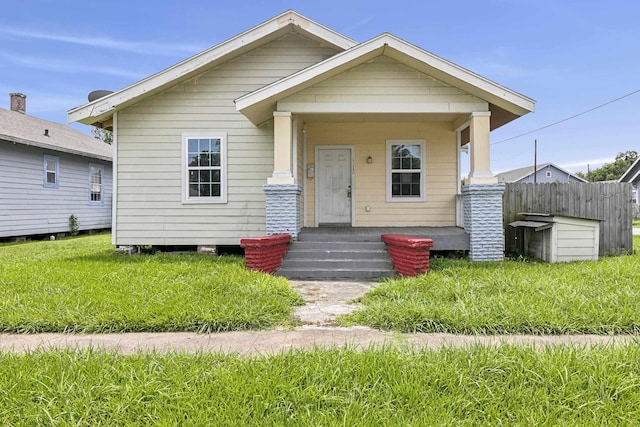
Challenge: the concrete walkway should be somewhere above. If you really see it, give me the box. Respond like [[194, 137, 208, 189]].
[[633, 227, 640, 236], [0, 280, 638, 355]]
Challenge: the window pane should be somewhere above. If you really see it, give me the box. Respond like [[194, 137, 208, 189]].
[[411, 157, 421, 169], [188, 139, 198, 154], [392, 157, 400, 169], [401, 158, 411, 169], [391, 173, 421, 196], [212, 170, 220, 183], [211, 138, 220, 153], [211, 152, 220, 167], [200, 170, 211, 183], [189, 184, 199, 197], [188, 153, 199, 167], [189, 171, 198, 183], [199, 152, 210, 167], [212, 184, 221, 197], [46, 171, 56, 184], [200, 183, 210, 197], [199, 139, 210, 153], [46, 160, 56, 172]]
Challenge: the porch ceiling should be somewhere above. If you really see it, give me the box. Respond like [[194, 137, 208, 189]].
[[299, 112, 461, 123]]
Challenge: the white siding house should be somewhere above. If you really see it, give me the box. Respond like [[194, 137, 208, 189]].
[[0, 94, 112, 238], [69, 10, 535, 261]]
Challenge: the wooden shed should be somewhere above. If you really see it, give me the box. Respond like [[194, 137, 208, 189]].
[[509, 213, 600, 263]]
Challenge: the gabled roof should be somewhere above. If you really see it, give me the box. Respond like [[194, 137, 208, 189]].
[[619, 157, 640, 184], [0, 108, 112, 161], [496, 162, 587, 183], [68, 10, 357, 127], [235, 33, 535, 127]]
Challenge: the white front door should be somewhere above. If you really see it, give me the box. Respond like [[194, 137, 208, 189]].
[[317, 148, 352, 226]]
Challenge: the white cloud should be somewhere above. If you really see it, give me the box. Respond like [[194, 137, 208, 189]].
[[0, 51, 146, 80], [0, 27, 204, 56], [559, 157, 615, 171]]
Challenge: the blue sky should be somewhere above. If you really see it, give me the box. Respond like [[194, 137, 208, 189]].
[[1, 0, 638, 176]]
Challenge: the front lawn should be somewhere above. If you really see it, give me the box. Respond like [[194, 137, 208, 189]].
[[342, 236, 640, 334], [0, 234, 302, 333], [2, 345, 640, 425]]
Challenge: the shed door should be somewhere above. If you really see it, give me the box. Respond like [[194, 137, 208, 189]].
[[317, 148, 352, 226]]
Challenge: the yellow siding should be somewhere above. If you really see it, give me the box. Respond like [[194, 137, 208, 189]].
[[280, 56, 488, 113], [115, 33, 339, 245], [304, 121, 458, 227]]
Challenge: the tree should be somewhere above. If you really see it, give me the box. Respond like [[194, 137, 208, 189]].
[[92, 127, 113, 144], [576, 150, 638, 182]]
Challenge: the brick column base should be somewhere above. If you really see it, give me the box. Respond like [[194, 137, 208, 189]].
[[263, 184, 302, 239], [462, 183, 505, 261]]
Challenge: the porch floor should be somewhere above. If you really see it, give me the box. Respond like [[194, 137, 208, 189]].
[[299, 226, 469, 251]]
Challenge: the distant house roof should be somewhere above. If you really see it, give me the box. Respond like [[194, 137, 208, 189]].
[[496, 162, 587, 183], [0, 107, 112, 162], [619, 157, 640, 184]]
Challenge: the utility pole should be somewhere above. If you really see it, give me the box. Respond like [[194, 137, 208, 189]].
[[533, 139, 537, 184]]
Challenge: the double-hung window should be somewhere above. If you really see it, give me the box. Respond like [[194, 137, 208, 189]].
[[182, 133, 227, 203], [43, 155, 59, 188], [386, 139, 426, 202], [89, 163, 104, 204]]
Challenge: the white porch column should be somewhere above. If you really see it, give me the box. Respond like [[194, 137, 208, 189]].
[[268, 111, 295, 184], [467, 111, 497, 184]]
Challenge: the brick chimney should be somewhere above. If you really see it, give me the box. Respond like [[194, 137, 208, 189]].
[[10, 93, 26, 114]]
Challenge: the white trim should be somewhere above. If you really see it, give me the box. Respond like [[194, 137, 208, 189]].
[[111, 112, 118, 245], [386, 139, 427, 202], [42, 154, 59, 188], [181, 132, 228, 204], [68, 10, 356, 125], [292, 117, 298, 184], [314, 145, 355, 227], [88, 162, 105, 205], [302, 123, 308, 227]]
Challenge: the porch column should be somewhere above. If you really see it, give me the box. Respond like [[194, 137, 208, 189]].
[[467, 112, 496, 184], [268, 111, 295, 184], [463, 112, 504, 261], [263, 111, 302, 239]]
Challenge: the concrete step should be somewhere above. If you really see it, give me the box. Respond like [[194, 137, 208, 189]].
[[276, 267, 395, 281], [290, 241, 387, 251], [298, 232, 383, 243], [277, 239, 395, 280], [280, 259, 392, 270], [284, 249, 388, 260]]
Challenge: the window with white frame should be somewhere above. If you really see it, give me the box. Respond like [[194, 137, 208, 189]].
[[182, 133, 227, 203], [43, 155, 59, 188], [89, 163, 104, 204], [386, 139, 426, 202]]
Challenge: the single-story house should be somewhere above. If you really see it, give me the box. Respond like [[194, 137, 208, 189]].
[[496, 162, 587, 184], [0, 93, 113, 239], [619, 157, 639, 204], [68, 10, 535, 261]]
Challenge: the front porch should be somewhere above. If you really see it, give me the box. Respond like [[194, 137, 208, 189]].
[[276, 226, 468, 281], [298, 226, 469, 251]]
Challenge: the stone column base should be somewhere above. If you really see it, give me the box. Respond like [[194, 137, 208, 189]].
[[263, 184, 302, 239], [462, 183, 505, 261]]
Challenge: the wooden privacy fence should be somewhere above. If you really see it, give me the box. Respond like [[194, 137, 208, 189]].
[[503, 182, 633, 256]]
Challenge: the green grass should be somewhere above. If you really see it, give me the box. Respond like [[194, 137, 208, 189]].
[[633, 218, 640, 227], [0, 234, 302, 333], [342, 236, 640, 334], [1, 345, 640, 425]]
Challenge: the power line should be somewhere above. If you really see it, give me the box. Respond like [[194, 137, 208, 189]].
[[492, 88, 640, 145]]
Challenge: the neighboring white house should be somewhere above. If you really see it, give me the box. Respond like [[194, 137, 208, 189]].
[[619, 157, 639, 205], [68, 10, 535, 261], [0, 93, 113, 238], [496, 162, 587, 184]]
